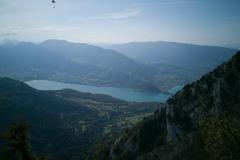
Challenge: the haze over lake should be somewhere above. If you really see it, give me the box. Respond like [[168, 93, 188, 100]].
[[26, 80, 183, 102]]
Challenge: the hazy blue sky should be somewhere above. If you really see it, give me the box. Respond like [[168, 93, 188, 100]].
[[0, 0, 240, 48]]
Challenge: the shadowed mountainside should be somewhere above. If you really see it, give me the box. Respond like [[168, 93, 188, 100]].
[[0, 77, 163, 160]]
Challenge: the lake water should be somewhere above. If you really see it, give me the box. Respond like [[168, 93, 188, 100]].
[[26, 80, 184, 102]]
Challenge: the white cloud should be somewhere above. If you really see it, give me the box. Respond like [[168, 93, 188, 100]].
[[1, 31, 18, 37], [70, 8, 141, 22]]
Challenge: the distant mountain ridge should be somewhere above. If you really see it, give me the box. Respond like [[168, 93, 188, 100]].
[[0, 40, 157, 91], [0, 40, 237, 92], [102, 41, 237, 92], [106, 41, 236, 81], [106, 41, 236, 66], [39, 40, 149, 74]]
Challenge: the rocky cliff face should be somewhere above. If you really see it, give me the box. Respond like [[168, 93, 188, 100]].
[[166, 51, 240, 142], [88, 51, 240, 160]]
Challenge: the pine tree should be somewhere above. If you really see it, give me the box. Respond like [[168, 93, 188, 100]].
[[1, 120, 49, 160], [3, 120, 36, 160]]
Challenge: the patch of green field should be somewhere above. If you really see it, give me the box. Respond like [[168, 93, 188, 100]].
[[103, 124, 113, 134], [125, 113, 153, 125], [78, 120, 90, 133]]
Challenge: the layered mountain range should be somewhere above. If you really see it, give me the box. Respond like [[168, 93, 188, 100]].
[[0, 40, 236, 91]]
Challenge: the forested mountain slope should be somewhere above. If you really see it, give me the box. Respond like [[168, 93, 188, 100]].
[[89, 51, 240, 160], [0, 77, 162, 160]]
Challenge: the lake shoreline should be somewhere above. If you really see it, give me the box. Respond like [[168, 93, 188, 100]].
[[26, 80, 183, 103]]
